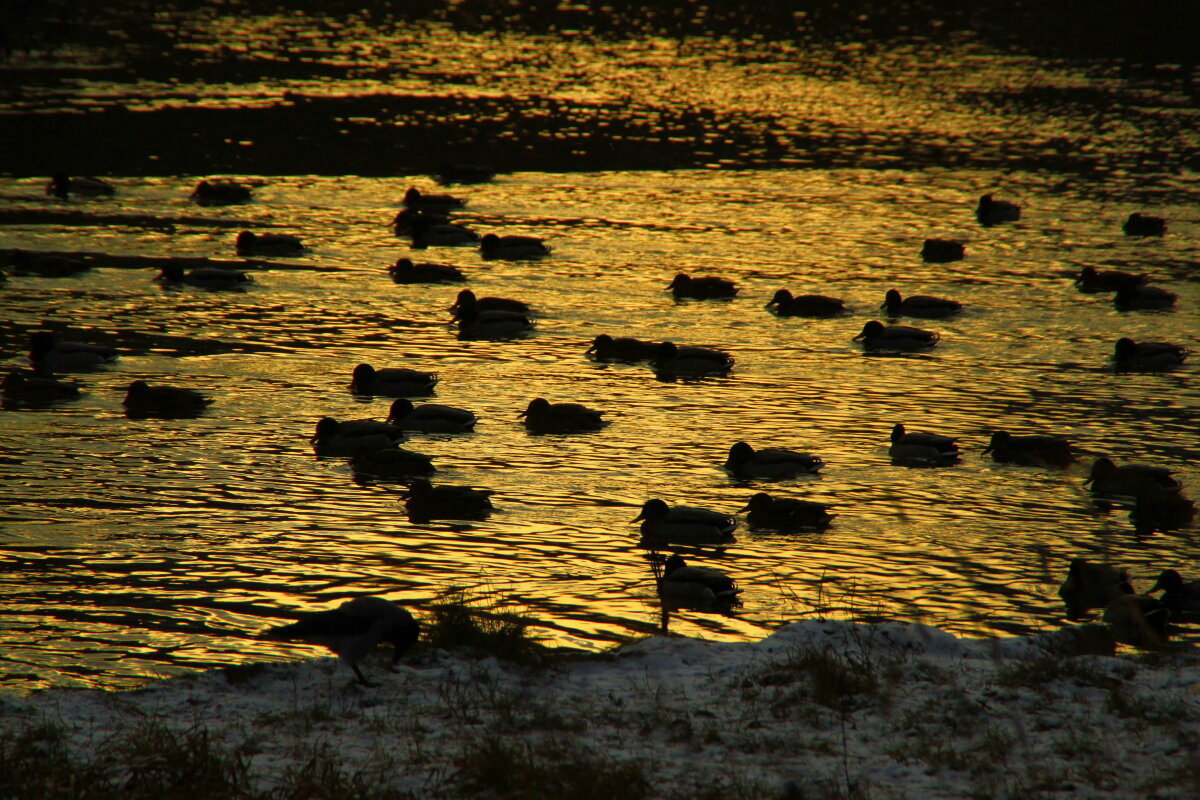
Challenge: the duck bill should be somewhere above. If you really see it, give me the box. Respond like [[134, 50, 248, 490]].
[[631, 511, 647, 523]]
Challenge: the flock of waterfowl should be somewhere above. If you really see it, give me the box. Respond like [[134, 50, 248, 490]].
[[2, 171, 1196, 684]]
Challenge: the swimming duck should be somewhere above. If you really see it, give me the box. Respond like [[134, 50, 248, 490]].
[[47, 172, 114, 199], [1148, 569, 1200, 619], [1075, 266, 1147, 294], [1058, 558, 1133, 621], [854, 321, 939, 351], [882, 289, 962, 319], [435, 163, 496, 185], [403, 478, 495, 522], [1113, 284, 1176, 311], [265, 596, 420, 687], [310, 416, 406, 457], [122, 380, 212, 419], [350, 363, 439, 397], [386, 398, 477, 433], [29, 331, 118, 374], [157, 263, 253, 291], [456, 307, 534, 340], [0, 369, 81, 405], [1085, 457, 1182, 503], [739, 491, 835, 531], [975, 194, 1021, 226], [1130, 493, 1197, 535], [190, 179, 252, 206], [480, 233, 551, 260], [659, 554, 742, 609], [1103, 592, 1170, 648], [236, 230, 305, 257], [724, 441, 823, 480], [1123, 212, 1166, 237], [520, 397, 607, 434], [392, 208, 449, 236], [889, 423, 959, 464], [449, 289, 531, 318], [982, 431, 1074, 468], [8, 251, 90, 277], [1112, 337, 1188, 371], [921, 238, 965, 262], [668, 273, 738, 299], [586, 334, 659, 362], [633, 499, 737, 545], [388, 258, 467, 284], [403, 186, 466, 213], [652, 341, 734, 377], [349, 445, 436, 480], [766, 289, 846, 317], [409, 216, 480, 249]]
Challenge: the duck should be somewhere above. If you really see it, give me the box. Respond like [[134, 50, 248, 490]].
[[156, 263, 253, 291], [1058, 558, 1133, 621], [392, 208, 449, 236], [350, 363, 438, 397], [1103, 593, 1170, 648], [403, 478, 495, 522], [409, 216, 480, 249], [349, 445, 436, 480], [1075, 266, 1147, 293], [652, 341, 734, 377], [982, 431, 1074, 468], [1112, 337, 1188, 371], [739, 491, 835, 531], [386, 398, 477, 433], [882, 289, 962, 319], [633, 498, 737, 545], [47, 172, 114, 199], [190, 179, 252, 205], [1148, 569, 1200, 619], [668, 273, 738, 299], [7, 251, 90, 277], [449, 289, 531, 318], [853, 320, 939, 351], [520, 397, 607, 433], [1123, 212, 1166, 237], [29, 331, 118, 374], [0, 369, 81, 405], [975, 194, 1021, 226], [122, 380, 212, 419], [403, 186, 466, 213], [435, 163, 496, 185], [1085, 457, 1183, 503], [310, 416, 405, 457], [658, 554, 742, 609], [889, 423, 959, 464], [456, 306, 534, 340], [388, 258, 466, 284], [921, 238, 965, 262], [586, 333, 660, 362], [236, 230, 305, 257], [480, 233, 550, 260], [1130, 493, 1197, 535], [1114, 284, 1176, 311], [265, 596, 420, 687], [724, 441, 823, 480], [766, 289, 845, 317]]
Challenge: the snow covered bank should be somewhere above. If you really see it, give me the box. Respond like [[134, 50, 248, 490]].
[[3, 621, 1199, 799]]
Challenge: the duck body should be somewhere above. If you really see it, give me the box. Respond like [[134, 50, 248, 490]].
[[982, 430, 1074, 468], [921, 238, 965, 262], [349, 445, 436, 480], [350, 363, 438, 397], [767, 289, 845, 317], [1130, 493, 1197, 535], [480, 233, 550, 260], [1, 369, 81, 406], [236, 230, 305, 257], [456, 307, 534, 340], [740, 491, 835, 531], [388, 258, 466, 284], [9, 251, 90, 277], [1103, 593, 1170, 648], [1058, 558, 1133, 621], [449, 289, 530, 318], [633, 498, 737, 545], [403, 186, 465, 213], [882, 289, 962, 319], [659, 554, 742, 609], [392, 208, 449, 236], [854, 321, 939, 351], [409, 217, 480, 249], [265, 596, 420, 686], [889, 423, 959, 465], [48, 172, 114, 199], [1114, 284, 1176, 311], [1075, 266, 1146, 293], [157, 264, 253, 291], [975, 194, 1021, 226], [1112, 337, 1188, 371], [1085, 457, 1182, 503], [29, 331, 118, 374], [668, 273, 738, 299], [123, 380, 212, 418], [586, 334, 660, 362], [652, 341, 734, 377], [310, 416, 405, 457], [520, 397, 606, 433], [724, 441, 823, 479], [1123, 212, 1166, 236], [386, 398, 477, 433], [190, 179, 252, 205], [403, 478, 494, 522]]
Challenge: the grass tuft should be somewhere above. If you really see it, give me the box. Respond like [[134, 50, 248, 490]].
[[453, 735, 650, 800], [422, 590, 549, 666]]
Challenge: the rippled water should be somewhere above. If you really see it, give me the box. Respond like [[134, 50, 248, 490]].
[[1, 7, 1198, 693]]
